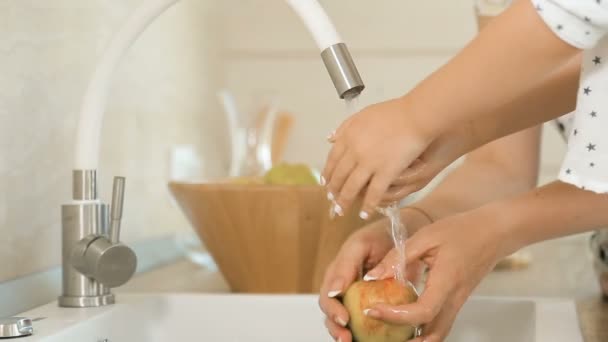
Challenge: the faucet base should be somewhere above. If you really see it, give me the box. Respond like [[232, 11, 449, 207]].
[[58, 294, 115, 308]]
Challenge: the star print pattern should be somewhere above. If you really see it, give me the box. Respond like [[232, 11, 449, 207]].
[[475, 0, 608, 192], [533, 0, 608, 49], [531, 0, 608, 193]]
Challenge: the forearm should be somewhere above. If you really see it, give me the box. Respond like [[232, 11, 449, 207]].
[[490, 181, 608, 256], [462, 54, 579, 153], [402, 0, 580, 138], [420, 44, 579, 175], [409, 153, 535, 223]]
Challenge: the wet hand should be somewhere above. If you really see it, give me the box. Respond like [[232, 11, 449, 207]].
[[319, 223, 394, 342], [319, 207, 434, 342], [362, 209, 511, 341], [322, 97, 435, 219]]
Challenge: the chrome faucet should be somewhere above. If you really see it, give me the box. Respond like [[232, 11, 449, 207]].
[[58, 170, 137, 308]]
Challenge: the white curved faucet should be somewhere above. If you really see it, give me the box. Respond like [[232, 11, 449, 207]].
[[60, 0, 364, 308], [74, 0, 364, 171]]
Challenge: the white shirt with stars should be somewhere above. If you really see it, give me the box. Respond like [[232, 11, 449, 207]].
[[532, 0, 608, 193]]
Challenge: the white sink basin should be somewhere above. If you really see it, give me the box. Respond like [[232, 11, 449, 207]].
[[16, 294, 582, 341]]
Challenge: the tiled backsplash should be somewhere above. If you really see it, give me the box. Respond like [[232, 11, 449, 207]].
[[0, 0, 566, 285]]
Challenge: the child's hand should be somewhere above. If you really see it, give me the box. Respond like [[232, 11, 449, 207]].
[[362, 208, 512, 341], [322, 97, 436, 218]]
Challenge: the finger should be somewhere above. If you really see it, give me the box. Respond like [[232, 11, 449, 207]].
[[319, 285, 350, 329], [319, 240, 373, 323], [327, 154, 357, 209], [322, 143, 346, 195], [366, 227, 437, 281], [417, 299, 462, 342], [368, 263, 454, 326], [362, 248, 398, 281], [336, 167, 372, 217], [391, 159, 427, 187], [403, 230, 437, 265], [405, 260, 426, 288], [380, 185, 418, 206], [324, 317, 352, 342], [327, 130, 337, 143], [361, 171, 395, 219], [334, 115, 355, 139]]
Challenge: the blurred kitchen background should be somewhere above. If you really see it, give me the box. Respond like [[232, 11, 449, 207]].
[[0, 0, 568, 292]]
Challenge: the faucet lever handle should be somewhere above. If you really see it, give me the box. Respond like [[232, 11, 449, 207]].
[[109, 176, 125, 244]]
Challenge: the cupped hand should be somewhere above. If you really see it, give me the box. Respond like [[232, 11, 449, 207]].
[[324, 104, 474, 214], [319, 222, 394, 342], [322, 96, 436, 219], [362, 208, 512, 341], [320, 207, 434, 342]]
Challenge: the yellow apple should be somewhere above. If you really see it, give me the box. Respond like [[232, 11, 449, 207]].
[[343, 278, 418, 342]]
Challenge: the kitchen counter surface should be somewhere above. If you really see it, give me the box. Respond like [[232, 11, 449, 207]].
[[118, 233, 607, 341]]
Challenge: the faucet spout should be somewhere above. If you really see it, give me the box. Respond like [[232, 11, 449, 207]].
[[321, 43, 365, 99]]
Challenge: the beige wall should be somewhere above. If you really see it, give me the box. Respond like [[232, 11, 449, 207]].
[[0, 0, 566, 284], [0, 0, 224, 283]]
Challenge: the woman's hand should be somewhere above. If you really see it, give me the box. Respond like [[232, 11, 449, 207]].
[[363, 207, 513, 342], [324, 109, 478, 211], [322, 96, 437, 219], [319, 222, 394, 342], [319, 208, 432, 342], [379, 126, 475, 206]]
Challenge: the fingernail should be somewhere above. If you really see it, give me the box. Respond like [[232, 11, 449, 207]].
[[333, 203, 344, 216], [359, 211, 369, 220], [335, 338, 342, 342], [327, 290, 341, 298], [363, 273, 377, 281], [363, 308, 380, 318], [363, 264, 384, 281], [320, 176, 326, 186], [335, 316, 347, 327], [327, 192, 335, 201], [327, 131, 336, 141]]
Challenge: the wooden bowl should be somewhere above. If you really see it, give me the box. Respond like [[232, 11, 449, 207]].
[[168, 181, 365, 293]]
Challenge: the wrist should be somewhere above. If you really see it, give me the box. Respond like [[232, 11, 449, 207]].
[[401, 206, 434, 235], [477, 199, 528, 259], [395, 93, 445, 144]]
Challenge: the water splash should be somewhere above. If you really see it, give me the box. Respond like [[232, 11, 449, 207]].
[[341, 94, 408, 285], [378, 204, 408, 286], [326, 94, 361, 217], [344, 93, 360, 117]]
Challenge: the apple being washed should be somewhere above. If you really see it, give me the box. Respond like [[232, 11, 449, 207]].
[[343, 278, 419, 342]]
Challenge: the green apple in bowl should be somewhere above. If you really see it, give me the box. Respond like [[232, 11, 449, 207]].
[[263, 163, 319, 185]]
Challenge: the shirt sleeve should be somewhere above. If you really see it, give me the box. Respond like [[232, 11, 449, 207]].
[[533, 0, 608, 49], [557, 48, 608, 194]]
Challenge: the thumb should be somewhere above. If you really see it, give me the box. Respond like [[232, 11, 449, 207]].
[[363, 231, 434, 282], [362, 248, 399, 282], [321, 242, 371, 298]]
